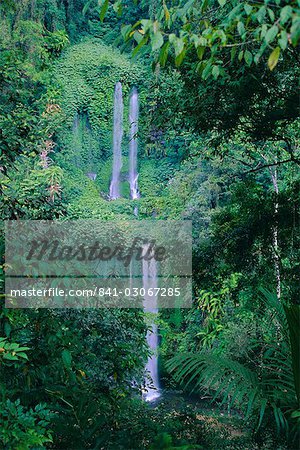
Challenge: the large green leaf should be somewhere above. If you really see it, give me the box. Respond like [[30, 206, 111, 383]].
[[265, 25, 278, 44], [167, 291, 297, 432], [62, 349, 72, 369], [151, 32, 164, 51], [284, 304, 300, 405], [280, 5, 293, 25], [99, 0, 109, 22], [267, 46, 280, 70]]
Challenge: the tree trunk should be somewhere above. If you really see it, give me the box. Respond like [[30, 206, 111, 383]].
[[269, 167, 281, 301]]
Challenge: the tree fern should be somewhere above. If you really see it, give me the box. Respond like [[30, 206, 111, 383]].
[[166, 291, 300, 435]]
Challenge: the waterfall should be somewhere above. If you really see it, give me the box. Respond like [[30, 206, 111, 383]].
[[129, 87, 140, 200], [142, 248, 160, 402], [86, 172, 97, 181], [109, 82, 124, 199], [127, 89, 159, 400], [72, 113, 81, 168]]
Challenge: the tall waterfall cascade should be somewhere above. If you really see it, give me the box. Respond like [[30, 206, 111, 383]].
[[109, 85, 160, 400], [142, 247, 160, 402], [109, 82, 124, 199], [129, 87, 140, 200]]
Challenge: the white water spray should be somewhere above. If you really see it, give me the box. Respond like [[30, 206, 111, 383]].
[[142, 247, 160, 402], [110, 82, 124, 199], [129, 87, 140, 200]]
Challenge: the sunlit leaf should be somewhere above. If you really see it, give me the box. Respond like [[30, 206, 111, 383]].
[[280, 5, 293, 25], [202, 61, 212, 80], [99, 0, 109, 22], [159, 41, 170, 66], [230, 46, 237, 61], [121, 24, 132, 41], [175, 49, 185, 67], [244, 4, 252, 16], [265, 25, 278, 44], [278, 30, 288, 50], [163, 1, 170, 22], [237, 21, 245, 37], [62, 349, 72, 369], [255, 6, 266, 24], [267, 46, 280, 71], [141, 19, 152, 33], [197, 46, 205, 60], [201, 0, 209, 12], [133, 31, 143, 44], [151, 32, 164, 51], [17, 352, 28, 360], [132, 36, 148, 57], [212, 65, 220, 79], [267, 7, 275, 22], [244, 50, 253, 66], [112, 0, 122, 16], [291, 19, 300, 47], [82, 0, 93, 16]]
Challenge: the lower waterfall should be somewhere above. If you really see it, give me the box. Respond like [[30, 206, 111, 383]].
[[142, 248, 160, 402]]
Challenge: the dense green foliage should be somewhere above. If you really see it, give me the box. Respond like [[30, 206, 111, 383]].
[[54, 40, 144, 164], [111, 0, 300, 78], [167, 291, 300, 434], [0, 0, 299, 449]]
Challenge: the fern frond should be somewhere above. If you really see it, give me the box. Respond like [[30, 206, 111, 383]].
[[167, 291, 299, 435], [167, 353, 264, 415]]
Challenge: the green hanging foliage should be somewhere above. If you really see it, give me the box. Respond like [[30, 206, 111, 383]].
[[54, 39, 146, 174]]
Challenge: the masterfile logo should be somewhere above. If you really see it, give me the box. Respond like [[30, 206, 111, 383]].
[[5, 220, 192, 309]]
